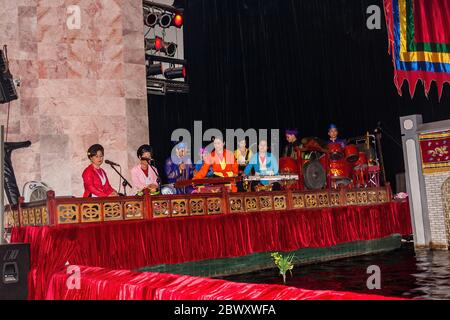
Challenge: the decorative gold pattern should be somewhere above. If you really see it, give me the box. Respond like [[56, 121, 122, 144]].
[[317, 193, 329, 207], [190, 199, 205, 215], [274, 196, 286, 210], [152, 200, 169, 218], [81, 203, 102, 223], [330, 193, 340, 206], [28, 208, 36, 226], [171, 199, 188, 216], [442, 178, 450, 246], [207, 198, 222, 215], [377, 190, 387, 203], [259, 196, 273, 211], [305, 194, 318, 208], [21, 209, 30, 226], [357, 191, 368, 204], [103, 202, 123, 221], [292, 193, 305, 208], [57, 204, 79, 224], [346, 192, 357, 205], [124, 201, 143, 220], [367, 190, 378, 204], [229, 197, 244, 212], [245, 197, 258, 211], [42, 207, 48, 225]]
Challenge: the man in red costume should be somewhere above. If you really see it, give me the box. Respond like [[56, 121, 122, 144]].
[[82, 144, 118, 197]]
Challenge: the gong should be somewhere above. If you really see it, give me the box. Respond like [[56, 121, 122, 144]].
[[303, 160, 326, 190]]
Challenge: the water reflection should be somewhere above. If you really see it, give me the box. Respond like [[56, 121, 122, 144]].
[[221, 243, 450, 299]]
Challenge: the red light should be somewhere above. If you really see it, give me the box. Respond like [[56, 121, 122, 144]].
[[155, 37, 162, 50], [174, 14, 183, 27], [182, 66, 186, 78]]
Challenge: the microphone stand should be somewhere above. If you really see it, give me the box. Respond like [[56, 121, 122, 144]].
[[148, 160, 161, 193], [108, 164, 132, 196]]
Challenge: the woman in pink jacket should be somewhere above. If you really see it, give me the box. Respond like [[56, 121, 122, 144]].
[[130, 145, 160, 195]]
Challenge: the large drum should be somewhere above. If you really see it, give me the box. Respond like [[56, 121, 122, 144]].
[[279, 157, 299, 174], [328, 142, 344, 160], [344, 144, 358, 163], [329, 159, 352, 186]]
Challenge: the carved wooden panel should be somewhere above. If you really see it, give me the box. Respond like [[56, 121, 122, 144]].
[[274, 195, 287, 210], [207, 198, 222, 215], [367, 190, 378, 204], [317, 193, 329, 207], [245, 197, 258, 211], [258, 196, 273, 211], [81, 203, 102, 223], [229, 197, 244, 213], [377, 190, 387, 203], [42, 207, 48, 225], [346, 192, 357, 205], [152, 200, 169, 218], [330, 193, 340, 206], [103, 202, 123, 221], [21, 209, 30, 226], [171, 199, 188, 217], [189, 199, 205, 215], [292, 193, 305, 209], [57, 204, 79, 224], [357, 191, 368, 204], [305, 194, 318, 208], [124, 201, 144, 220]]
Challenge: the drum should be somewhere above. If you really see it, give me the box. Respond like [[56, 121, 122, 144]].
[[279, 157, 299, 174], [328, 143, 344, 160], [329, 159, 352, 186], [354, 152, 368, 169], [344, 144, 358, 163]]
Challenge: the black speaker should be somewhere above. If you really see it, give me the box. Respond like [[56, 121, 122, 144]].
[[0, 243, 30, 300], [0, 75, 18, 104]]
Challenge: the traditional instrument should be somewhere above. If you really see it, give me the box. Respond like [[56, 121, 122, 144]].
[[279, 157, 299, 174], [303, 159, 326, 190], [328, 142, 344, 160], [244, 174, 299, 182], [344, 144, 358, 163], [329, 159, 352, 186], [354, 152, 368, 169], [174, 177, 240, 188]]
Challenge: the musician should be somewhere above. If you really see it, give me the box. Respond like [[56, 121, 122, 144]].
[[234, 138, 252, 174], [244, 140, 280, 191], [82, 144, 118, 198], [194, 137, 238, 191], [131, 144, 159, 195], [327, 124, 346, 148], [164, 142, 194, 194], [194, 148, 213, 177], [282, 129, 301, 160]]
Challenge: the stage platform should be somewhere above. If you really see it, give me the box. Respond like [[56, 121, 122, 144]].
[[5, 186, 411, 299]]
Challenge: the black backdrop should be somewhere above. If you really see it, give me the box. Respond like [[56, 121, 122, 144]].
[[148, 0, 450, 188]]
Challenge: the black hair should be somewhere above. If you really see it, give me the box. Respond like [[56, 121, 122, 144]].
[[137, 144, 153, 158], [87, 144, 104, 159]]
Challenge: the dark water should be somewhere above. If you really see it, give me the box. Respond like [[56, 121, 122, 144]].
[[221, 243, 450, 300]]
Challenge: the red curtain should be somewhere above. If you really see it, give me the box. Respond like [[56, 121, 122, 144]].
[[11, 201, 412, 299], [45, 265, 403, 300]]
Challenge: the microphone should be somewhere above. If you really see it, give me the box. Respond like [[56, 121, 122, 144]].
[[105, 159, 120, 167], [141, 157, 155, 165]]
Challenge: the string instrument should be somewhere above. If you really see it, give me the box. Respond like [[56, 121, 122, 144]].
[[174, 176, 241, 188], [243, 174, 299, 182]]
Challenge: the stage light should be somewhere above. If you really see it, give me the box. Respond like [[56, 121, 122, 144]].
[[164, 66, 186, 80], [161, 42, 177, 57], [173, 13, 183, 28], [147, 63, 163, 76], [159, 12, 173, 28], [144, 12, 159, 27], [145, 37, 163, 51]]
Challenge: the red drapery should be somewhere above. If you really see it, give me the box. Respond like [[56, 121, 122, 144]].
[[45, 266, 403, 300], [11, 201, 411, 300]]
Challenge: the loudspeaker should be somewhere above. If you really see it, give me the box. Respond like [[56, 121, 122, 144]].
[[0, 243, 30, 300]]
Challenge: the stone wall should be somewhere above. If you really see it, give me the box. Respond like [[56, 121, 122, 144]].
[[424, 172, 450, 248], [0, 0, 149, 197]]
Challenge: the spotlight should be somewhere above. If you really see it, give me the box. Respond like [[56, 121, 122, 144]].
[[159, 12, 173, 28], [145, 37, 163, 51], [147, 63, 163, 76], [144, 12, 159, 28], [173, 13, 183, 28], [161, 42, 177, 57], [164, 66, 186, 80]]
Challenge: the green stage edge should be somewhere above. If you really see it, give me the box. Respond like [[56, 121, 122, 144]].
[[138, 234, 403, 278]]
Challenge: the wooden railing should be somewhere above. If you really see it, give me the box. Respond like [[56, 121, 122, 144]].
[[3, 185, 393, 228]]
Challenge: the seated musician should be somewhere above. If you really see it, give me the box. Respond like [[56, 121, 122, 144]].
[[194, 137, 239, 192], [82, 144, 118, 198], [234, 138, 252, 174], [194, 148, 213, 177], [131, 144, 159, 195], [282, 129, 301, 160], [327, 124, 346, 148], [244, 140, 280, 191], [165, 142, 194, 194]]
